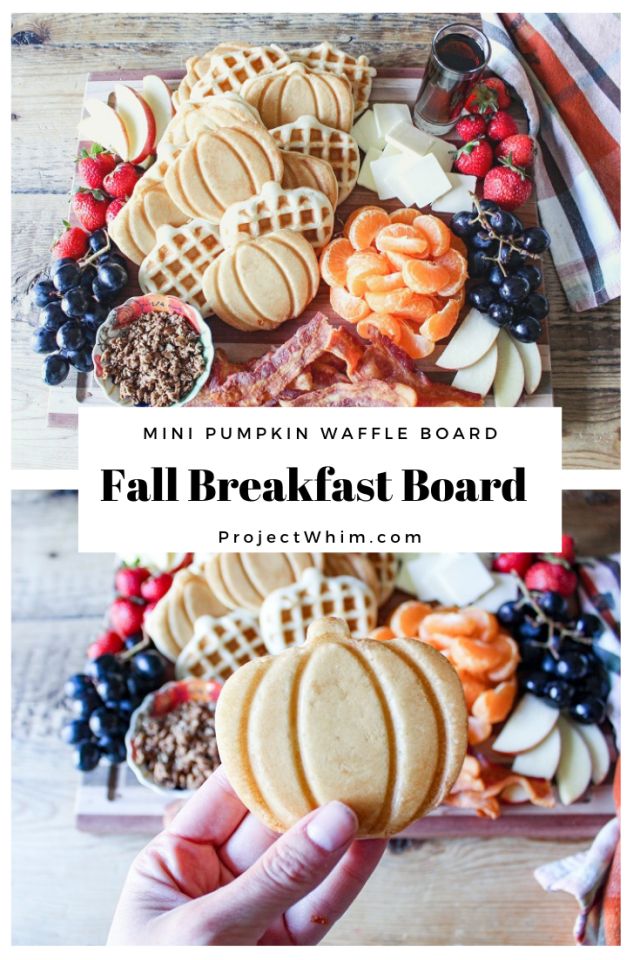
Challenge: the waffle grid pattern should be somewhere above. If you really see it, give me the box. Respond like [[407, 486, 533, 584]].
[[139, 219, 222, 311], [271, 116, 359, 205], [191, 45, 290, 100], [220, 182, 334, 250], [175, 611, 266, 683]]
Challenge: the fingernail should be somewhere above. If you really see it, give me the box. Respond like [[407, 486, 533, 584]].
[[306, 801, 358, 852]]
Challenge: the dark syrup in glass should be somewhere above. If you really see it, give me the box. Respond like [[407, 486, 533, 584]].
[[414, 29, 489, 132]]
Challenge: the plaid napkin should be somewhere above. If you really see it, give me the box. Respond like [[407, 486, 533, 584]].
[[481, 13, 620, 312]]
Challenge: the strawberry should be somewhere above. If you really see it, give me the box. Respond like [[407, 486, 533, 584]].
[[555, 534, 576, 564], [140, 572, 173, 603], [109, 596, 145, 637], [76, 144, 117, 190], [525, 560, 578, 598], [486, 110, 519, 142], [465, 77, 511, 114], [71, 188, 110, 231], [455, 114, 486, 143], [115, 565, 151, 599], [87, 629, 124, 660], [454, 138, 494, 178], [142, 601, 158, 621], [492, 552, 533, 578], [483, 159, 532, 211], [103, 162, 141, 199], [495, 133, 535, 168], [52, 221, 89, 261], [105, 197, 127, 226]]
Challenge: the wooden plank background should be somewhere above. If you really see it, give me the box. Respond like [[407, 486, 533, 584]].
[[12, 489, 620, 946], [11, 12, 620, 469]]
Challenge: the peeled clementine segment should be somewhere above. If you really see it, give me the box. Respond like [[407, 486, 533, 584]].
[[347, 206, 391, 250], [458, 670, 490, 711], [345, 249, 389, 296], [468, 715, 492, 746], [389, 600, 434, 638], [471, 678, 518, 724], [343, 204, 382, 235], [448, 635, 509, 677], [419, 297, 460, 341], [356, 312, 405, 344], [329, 284, 371, 323], [370, 625, 397, 642], [375, 223, 429, 256], [396, 322, 435, 359], [433, 248, 468, 297], [402, 258, 451, 295], [487, 634, 520, 682], [319, 237, 354, 288], [365, 270, 405, 293], [390, 207, 421, 225], [413, 214, 451, 257], [365, 287, 436, 321], [384, 249, 415, 271]]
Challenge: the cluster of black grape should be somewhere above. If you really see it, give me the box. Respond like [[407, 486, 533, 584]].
[[31, 230, 129, 386], [498, 590, 610, 725], [451, 197, 551, 344], [61, 641, 168, 771]]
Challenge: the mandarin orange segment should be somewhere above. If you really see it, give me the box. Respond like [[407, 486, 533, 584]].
[[319, 237, 354, 288], [433, 248, 468, 297], [345, 249, 389, 296], [397, 323, 435, 360], [389, 600, 433, 638], [420, 298, 460, 341], [487, 635, 520, 682], [356, 313, 405, 344], [471, 678, 518, 724], [370, 626, 397, 642], [365, 287, 436, 321], [458, 671, 490, 711], [468, 715, 492, 746], [343, 205, 381, 235], [375, 223, 429, 257], [413, 214, 452, 257], [402, 258, 451, 295], [329, 285, 371, 323], [347, 206, 391, 251], [390, 207, 421, 225], [448, 636, 509, 677], [365, 271, 405, 293]]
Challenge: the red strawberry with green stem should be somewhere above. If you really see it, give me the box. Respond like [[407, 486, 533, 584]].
[[454, 138, 494, 178], [525, 560, 578, 598], [109, 596, 145, 637], [465, 77, 511, 114], [103, 162, 141, 199], [71, 188, 110, 231], [52, 221, 89, 261], [105, 198, 127, 226], [495, 134, 535, 169], [486, 110, 519, 142], [455, 114, 486, 143], [483, 158, 532, 211], [76, 144, 117, 190]]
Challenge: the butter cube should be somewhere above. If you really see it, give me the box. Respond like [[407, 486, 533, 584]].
[[381, 142, 402, 157], [430, 553, 495, 606], [373, 102, 411, 140], [357, 147, 383, 192], [386, 120, 435, 158], [427, 136, 457, 172], [370, 152, 415, 201], [405, 153, 452, 208], [352, 108, 384, 153], [431, 172, 477, 213]]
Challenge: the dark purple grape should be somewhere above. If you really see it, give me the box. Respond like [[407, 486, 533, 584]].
[[74, 741, 102, 771], [507, 315, 542, 343], [570, 697, 606, 725], [468, 284, 496, 312]]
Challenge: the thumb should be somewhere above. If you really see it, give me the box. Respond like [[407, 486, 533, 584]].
[[199, 801, 358, 943]]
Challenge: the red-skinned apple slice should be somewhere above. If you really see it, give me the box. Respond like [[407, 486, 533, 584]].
[[114, 84, 156, 164], [78, 98, 129, 160], [492, 693, 559, 754], [142, 75, 175, 147]]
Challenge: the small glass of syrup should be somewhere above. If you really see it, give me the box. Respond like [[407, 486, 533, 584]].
[[413, 22, 491, 135]]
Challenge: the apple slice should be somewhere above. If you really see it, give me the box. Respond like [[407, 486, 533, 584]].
[[436, 308, 500, 370], [142, 75, 175, 147], [513, 339, 542, 394], [114, 84, 156, 164], [575, 723, 610, 785], [492, 693, 559, 755], [78, 98, 129, 159], [493, 330, 525, 407], [512, 725, 561, 779], [452, 341, 498, 396], [556, 716, 592, 805]]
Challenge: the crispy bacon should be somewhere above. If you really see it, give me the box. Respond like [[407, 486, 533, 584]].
[[279, 381, 417, 407], [444, 753, 555, 819], [187, 349, 246, 406], [354, 332, 482, 407]]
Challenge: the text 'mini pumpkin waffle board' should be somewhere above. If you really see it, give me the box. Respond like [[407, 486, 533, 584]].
[[47, 67, 553, 427]]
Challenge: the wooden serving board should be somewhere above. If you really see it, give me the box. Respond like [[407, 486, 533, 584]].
[[75, 763, 613, 839], [48, 67, 553, 427]]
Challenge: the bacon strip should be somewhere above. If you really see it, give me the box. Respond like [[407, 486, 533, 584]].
[[279, 381, 417, 407], [444, 754, 555, 819]]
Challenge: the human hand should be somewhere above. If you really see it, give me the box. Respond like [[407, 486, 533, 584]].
[[108, 766, 386, 945]]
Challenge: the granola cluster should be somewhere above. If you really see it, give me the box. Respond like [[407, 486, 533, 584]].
[[101, 311, 206, 406], [131, 699, 220, 790]]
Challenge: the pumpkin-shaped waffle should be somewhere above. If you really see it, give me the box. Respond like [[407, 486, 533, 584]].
[[190, 44, 291, 101], [199, 552, 323, 614], [160, 93, 264, 147], [219, 180, 334, 251], [164, 123, 284, 223], [175, 610, 267, 684], [107, 175, 188, 265], [270, 115, 360, 205], [202, 227, 319, 331], [259, 567, 378, 653], [291, 41, 377, 117], [280, 150, 339, 209], [241, 62, 354, 132], [144, 568, 229, 661], [367, 552, 399, 604], [323, 553, 381, 598], [215, 616, 467, 835], [138, 218, 223, 313]]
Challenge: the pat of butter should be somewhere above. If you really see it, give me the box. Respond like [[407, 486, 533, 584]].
[[427, 136, 456, 172], [381, 142, 402, 157], [352, 108, 384, 153], [370, 152, 415, 201], [431, 172, 477, 213], [430, 553, 495, 606], [373, 102, 411, 140], [357, 147, 383, 192], [386, 120, 435, 157], [405, 153, 452, 208]]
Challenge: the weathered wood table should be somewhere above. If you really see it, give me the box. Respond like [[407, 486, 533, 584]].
[[11, 12, 620, 470], [11, 489, 620, 946]]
